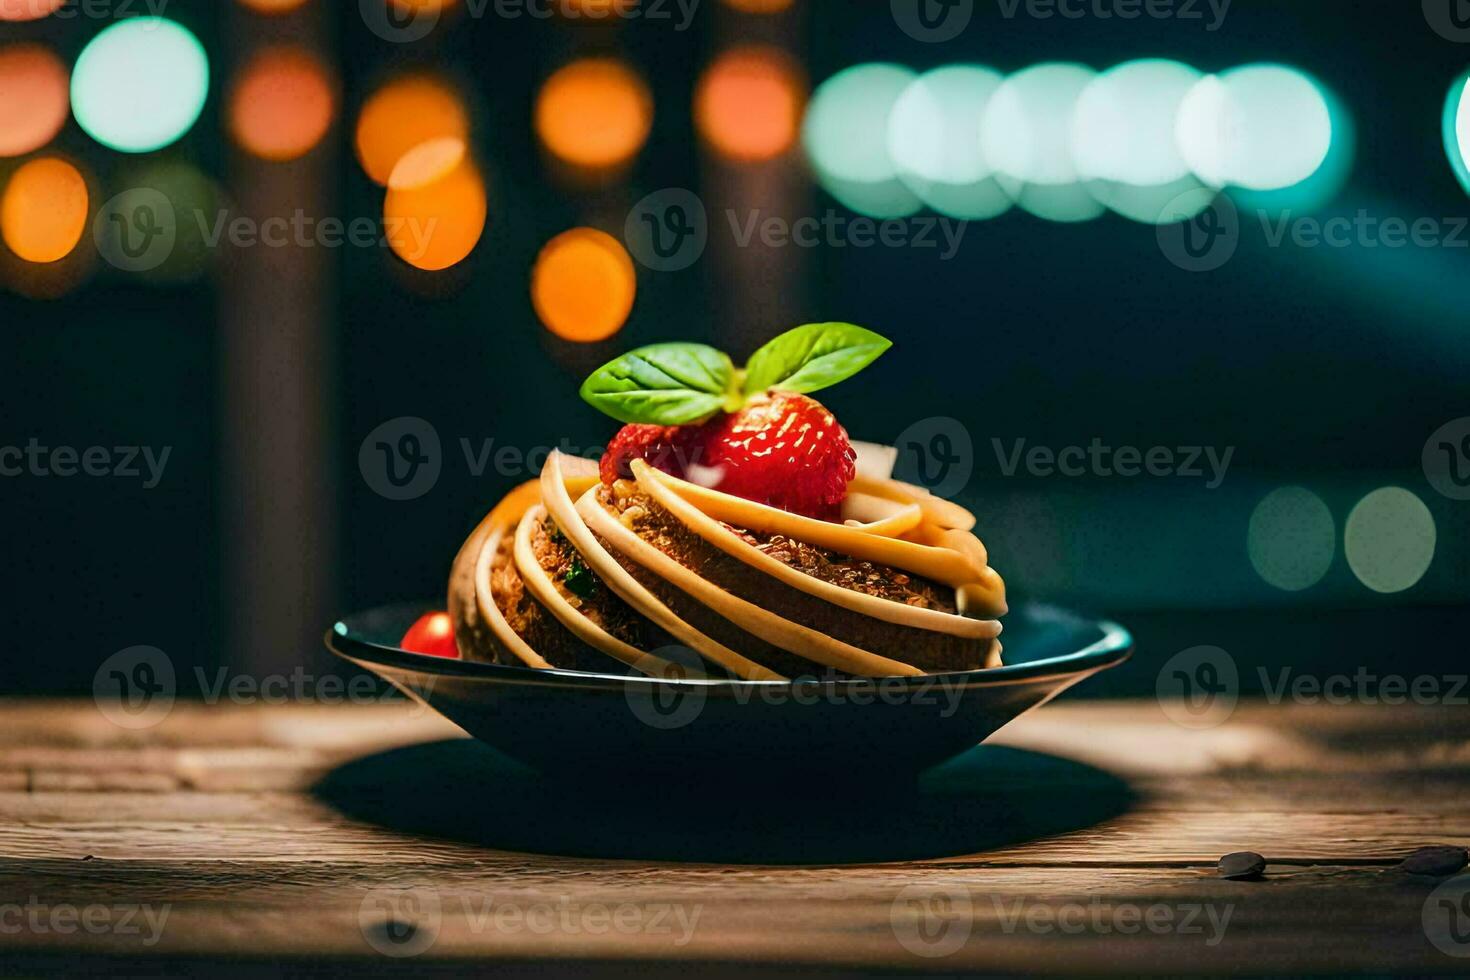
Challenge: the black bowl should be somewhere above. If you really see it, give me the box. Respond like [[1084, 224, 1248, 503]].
[[326, 602, 1131, 781]]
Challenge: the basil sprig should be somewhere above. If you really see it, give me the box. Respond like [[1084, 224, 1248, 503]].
[[742, 322, 891, 397], [580, 324, 890, 425], [578, 343, 734, 425]]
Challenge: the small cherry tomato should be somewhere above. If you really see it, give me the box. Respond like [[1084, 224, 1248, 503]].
[[400, 611, 459, 659]]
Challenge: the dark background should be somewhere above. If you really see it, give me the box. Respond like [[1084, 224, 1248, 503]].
[[2, 0, 1466, 697]]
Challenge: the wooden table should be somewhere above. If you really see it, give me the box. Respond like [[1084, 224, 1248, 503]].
[[3, 698, 1469, 976]]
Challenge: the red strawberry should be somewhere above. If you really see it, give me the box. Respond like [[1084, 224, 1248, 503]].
[[600, 423, 709, 485], [599, 392, 855, 520], [700, 391, 855, 521]]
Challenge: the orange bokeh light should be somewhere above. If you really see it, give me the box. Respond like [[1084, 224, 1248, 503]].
[[695, 45, 804, 161], [719, 0, 794, 12], [383, 137, 487, 271], [0, 45, 70, 158], [1, 157, 88, 264], [355, 74, 470, 186], [531, 228, 636, 342], [0, 0, 65, 21], [236, 0, 311, 12], [534, 58, 652, 170], [229, 47, 335, 162]]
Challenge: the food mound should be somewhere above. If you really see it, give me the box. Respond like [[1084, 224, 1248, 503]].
[[447, 323, 1007, 679]]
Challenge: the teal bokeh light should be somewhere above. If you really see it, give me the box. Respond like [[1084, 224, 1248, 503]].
[[981, 62, 1103, 223], [887, 64, 1016, 221], [1176, 64, 1333, 192], [1444, 71, 1470, 196], [1072, 59, 1213, 225], [1228, 83, 1354, 215], [72, 17, 209, 154], [803, 63, 921, 219]]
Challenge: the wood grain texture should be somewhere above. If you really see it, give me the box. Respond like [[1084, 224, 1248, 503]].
[[1, 698, 1467, 975]]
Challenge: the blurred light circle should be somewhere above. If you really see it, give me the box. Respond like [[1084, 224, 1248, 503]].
[[1444, 71, 1470, 196], [237, 0, 311, 10], [97, 161, 219, 283], [803, 62, 921, 219], [1073, 59, 1201, 186], [887, 64, 1014, 220], [383, 137, 487, 272], [535, 58, 652, 170], [1344, 487, 1436, 594], [695, 45, 803, 162], [532, 227, 636, 342], [1246, 487, 1335, 592], [981, 62, 1103, 222], [1, 156, 88, 263], [0, 0, 64, 21], [228, 47, 335, 161], [355, 74, 469, 186], [0, 44, 70, 157], [1176, 64, 1332, 192], [71, 17, 209, 154]]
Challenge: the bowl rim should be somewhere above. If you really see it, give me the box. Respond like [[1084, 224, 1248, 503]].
[[325, 601, 1133, 694]]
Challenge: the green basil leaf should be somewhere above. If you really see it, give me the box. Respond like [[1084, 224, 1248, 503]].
[[742, 323, 892, 397], [580, 343, 734, 425]]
